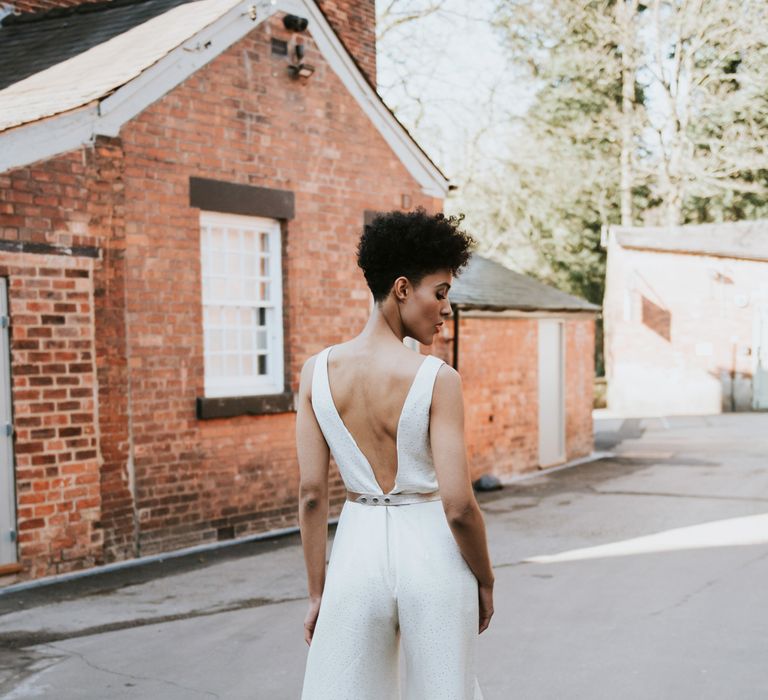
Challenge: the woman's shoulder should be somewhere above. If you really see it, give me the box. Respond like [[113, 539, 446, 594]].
[[432, 361, 462, 397], [299, 348, 330, 402]]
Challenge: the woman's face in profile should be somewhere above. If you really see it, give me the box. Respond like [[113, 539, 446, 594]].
[[405, 270, 453, 345]]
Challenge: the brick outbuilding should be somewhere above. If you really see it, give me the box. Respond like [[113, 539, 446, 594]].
[[432, 255, 598, 475], [0, 0, 597, 582], [603, 221, 768, 415]]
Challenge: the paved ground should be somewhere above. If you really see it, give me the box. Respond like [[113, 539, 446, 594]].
[[0, 413, 766, 699]]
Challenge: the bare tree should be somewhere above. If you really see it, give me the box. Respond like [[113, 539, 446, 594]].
[[642, 0, 768, 225]]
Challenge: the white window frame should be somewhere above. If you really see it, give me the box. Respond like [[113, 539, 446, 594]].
[[199, 211, 284, 398]]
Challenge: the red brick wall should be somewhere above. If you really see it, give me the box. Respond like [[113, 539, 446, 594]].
[[0, 222, 103, 579], [5, 256, 102, 579], [0, 142, 133, 578], [117, 15, 437, 556], [459, 318, 539, 478], [315, 0, 377, 87], [90, 139, 134, 563], [438, 316, 540, 478], [433, 313, 594, 479]]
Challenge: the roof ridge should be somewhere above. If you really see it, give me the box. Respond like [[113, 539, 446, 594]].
[[1, 0, 163, 26]]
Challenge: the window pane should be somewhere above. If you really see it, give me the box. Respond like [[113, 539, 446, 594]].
[[245, 279, 258, 301], [260, 255, 269, 276], [244, 230, 257, 252], [211, 227, 224, 247], [208, 354, 222, 377], [212, 278, 226, 299], [227, 277, 241, 300], [243, 254, 257, 278], [242, 354, 254, 375], [260, 231, 269, 253], [258, 354, 267, 375], [225, 353, 239, 375], [260, 281, 270, 301], [256, 328, 267, 350], [258, 307, 266, 326]]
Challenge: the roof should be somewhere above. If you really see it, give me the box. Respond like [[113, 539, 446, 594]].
[[0, 0, 238, 132], [0, 0, 449, 196], [608, 220, 768, 263], [450, 255, 599, 313], [0, 0, 191, 91]]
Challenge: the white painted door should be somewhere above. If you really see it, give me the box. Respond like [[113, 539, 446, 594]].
[[538, 319, 566, 467], [754, 305, 768, 410], [0, 279, 16, 566]]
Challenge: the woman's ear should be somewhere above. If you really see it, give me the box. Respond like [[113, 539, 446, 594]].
[[393, 276, 409, 302]]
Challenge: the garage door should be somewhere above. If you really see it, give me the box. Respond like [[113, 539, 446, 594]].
[[538, 319, 566, 467]]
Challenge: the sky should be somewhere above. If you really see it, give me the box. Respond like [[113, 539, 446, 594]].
[[375, 0, 537, 184]]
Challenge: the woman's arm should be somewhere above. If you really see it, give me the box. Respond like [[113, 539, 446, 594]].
[[430, 363, 495, 631], [295, 355, 331, 643]]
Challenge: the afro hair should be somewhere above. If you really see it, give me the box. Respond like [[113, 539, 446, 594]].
[[356, 207, 476, 303]]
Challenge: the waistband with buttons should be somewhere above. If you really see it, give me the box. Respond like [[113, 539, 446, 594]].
[[346, 490, 441, 506]]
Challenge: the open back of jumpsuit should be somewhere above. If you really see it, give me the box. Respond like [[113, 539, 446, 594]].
[[301, 345, 484, 700]]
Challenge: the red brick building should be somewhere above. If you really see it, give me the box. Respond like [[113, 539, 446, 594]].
[[604, 222, 768, 416], [433, 255, 598, 474], [0, 0, 596, 582]]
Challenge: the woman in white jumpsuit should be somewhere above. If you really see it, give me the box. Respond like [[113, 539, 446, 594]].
[[295, 209, 495, 700]]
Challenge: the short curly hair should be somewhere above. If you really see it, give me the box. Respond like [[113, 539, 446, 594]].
[[356, 207, 476, 303]]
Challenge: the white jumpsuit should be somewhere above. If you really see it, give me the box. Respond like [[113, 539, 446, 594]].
[[301, 345, 484, 700]]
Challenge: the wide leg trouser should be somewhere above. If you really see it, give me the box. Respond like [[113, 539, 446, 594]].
[[300, 500, 483, 700]]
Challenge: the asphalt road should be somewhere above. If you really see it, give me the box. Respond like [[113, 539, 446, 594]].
[[0, 413, 766, 699]]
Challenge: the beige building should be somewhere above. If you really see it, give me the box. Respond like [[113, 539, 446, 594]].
[[603, 221, 768, 416]]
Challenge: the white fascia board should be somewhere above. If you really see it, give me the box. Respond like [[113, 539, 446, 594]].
[[280, 0, 449, 197], [0, 104, 98, 173], [97, 0, 278, 136]]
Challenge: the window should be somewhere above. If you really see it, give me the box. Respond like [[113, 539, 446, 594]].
[[199, 211, 284, 397]]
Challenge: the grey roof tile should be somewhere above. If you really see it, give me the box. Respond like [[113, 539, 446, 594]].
[[451, 255, 599, 313]]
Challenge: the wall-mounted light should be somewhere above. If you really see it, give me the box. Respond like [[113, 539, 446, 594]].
[[283, 14, 308, 32], [288, 43, 315, 79]]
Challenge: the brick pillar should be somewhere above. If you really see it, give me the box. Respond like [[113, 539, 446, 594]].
[[90, 136, 136, 562]]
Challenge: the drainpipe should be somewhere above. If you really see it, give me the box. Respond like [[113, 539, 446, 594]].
[[452, 305, 460, 371]]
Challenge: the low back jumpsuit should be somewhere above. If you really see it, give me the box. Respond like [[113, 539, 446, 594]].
[[301, 344, 484, 700]]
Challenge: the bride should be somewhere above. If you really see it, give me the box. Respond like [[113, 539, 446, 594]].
[[295, 208, 494, 699]]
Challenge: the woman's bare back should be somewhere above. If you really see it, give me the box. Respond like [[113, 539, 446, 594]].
[[325, 341, 434, 493]]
